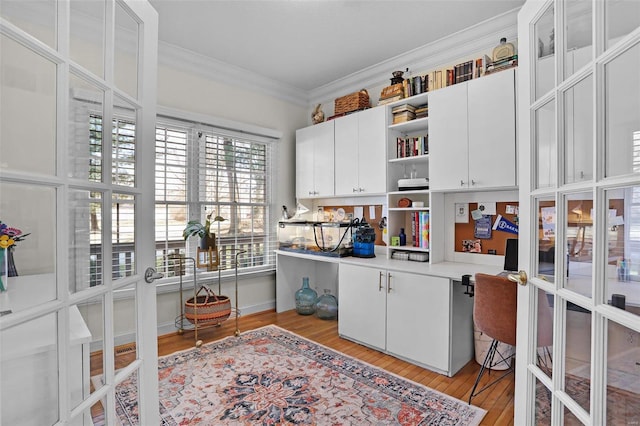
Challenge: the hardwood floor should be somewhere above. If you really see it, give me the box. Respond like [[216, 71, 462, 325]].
[[91, 309, 515, 425]]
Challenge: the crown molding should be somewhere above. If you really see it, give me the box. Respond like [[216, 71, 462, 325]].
[[157, 8, 519, 109], [158, 42, 309, 106], [307, 8, 520, 106]]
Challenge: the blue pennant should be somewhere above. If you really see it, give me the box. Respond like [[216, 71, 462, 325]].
[[492, 214, 518, 235]]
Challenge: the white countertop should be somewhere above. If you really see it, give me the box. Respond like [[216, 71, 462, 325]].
[[275, 249, 502, 281], [0, 274, 92, 359]]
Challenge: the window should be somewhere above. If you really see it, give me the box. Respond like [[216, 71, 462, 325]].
[[82, 112, 277, 288], [155, 119, 277, 280]]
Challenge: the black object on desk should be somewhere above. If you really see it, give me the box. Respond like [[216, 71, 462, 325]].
[[462, 274, 474, 297], [611, 294, 626, 310]]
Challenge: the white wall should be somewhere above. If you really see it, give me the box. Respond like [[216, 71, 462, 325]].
[[149, 55, 308, 335]]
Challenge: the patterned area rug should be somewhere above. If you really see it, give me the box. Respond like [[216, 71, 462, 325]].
[[111, 325, 486, 425]]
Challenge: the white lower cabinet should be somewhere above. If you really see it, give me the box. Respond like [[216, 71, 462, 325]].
[[338, 262, 474, 376], [386, 270, 450, 372], [338, 264, 387, 349]]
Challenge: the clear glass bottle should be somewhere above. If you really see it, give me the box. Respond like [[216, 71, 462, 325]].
[[315, 289, 338, 320], [295, 277, 317, 315], [492, 37, 516, 62]]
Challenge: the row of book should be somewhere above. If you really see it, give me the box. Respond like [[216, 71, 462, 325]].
[[379, 53, 517, 105], [397, 136, 428, 158], [410, 211, 430, 249], [402, 55, 492, 97]]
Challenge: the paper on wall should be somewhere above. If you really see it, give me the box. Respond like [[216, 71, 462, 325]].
[[477, 202, 496, 215], [354, 206, 364, 221], [455, 203, 469, 223]]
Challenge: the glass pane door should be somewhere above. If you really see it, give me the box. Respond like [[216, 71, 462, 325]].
[[0, 1, 159, 424], [517, 1, 640, 425]]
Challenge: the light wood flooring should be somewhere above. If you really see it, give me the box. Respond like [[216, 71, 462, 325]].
[[92, 309, 515, 425]]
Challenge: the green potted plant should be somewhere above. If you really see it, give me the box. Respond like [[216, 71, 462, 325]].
[[183, 212, 225, 249], [183, 213, 214, 249]]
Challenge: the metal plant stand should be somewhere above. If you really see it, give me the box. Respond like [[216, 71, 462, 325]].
[[175, 249, 246, 347]]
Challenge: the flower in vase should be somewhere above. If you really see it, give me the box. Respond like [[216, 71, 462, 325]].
[[0, 221, 30, 249]]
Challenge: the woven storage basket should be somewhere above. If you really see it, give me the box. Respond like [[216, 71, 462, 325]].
[[334, 89, 370, 115], [185, 285, 231, 325]]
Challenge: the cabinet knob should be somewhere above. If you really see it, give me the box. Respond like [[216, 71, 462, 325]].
[[460, 180, 465, 187], [378, 271, 384, 292], [353, 188, 358, 193], [309, 191, 313, 196], [387, 273, 392, 293], [471, 179, 476, 186]]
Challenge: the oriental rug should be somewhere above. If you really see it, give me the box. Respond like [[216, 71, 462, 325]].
[[108, 325, 486, 425]]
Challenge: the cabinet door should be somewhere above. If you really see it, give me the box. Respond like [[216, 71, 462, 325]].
[[386, 272, 450, 372], [296, 121, 335, 198], [467, 69, 516, 189], [338, 264, 386, 350], [334, 114, 359, 195], [357, 107, 386, 194], [312, 120, 335, 197], [428, 83, 469, 190], [295, 126, 316, 198]]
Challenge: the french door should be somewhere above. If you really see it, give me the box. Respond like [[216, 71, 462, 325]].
[[0, 1, 159, 424], [516, 0, 640, 424]]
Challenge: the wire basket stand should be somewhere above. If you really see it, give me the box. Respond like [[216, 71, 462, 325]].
[[174, 249, 247, 347]]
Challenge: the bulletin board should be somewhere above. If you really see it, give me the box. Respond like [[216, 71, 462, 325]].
[[454, 202, 519, 255], [321, 205, 385, 246]]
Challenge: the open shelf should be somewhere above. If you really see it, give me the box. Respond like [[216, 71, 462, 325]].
[[388, 117, 429, 134], [388, 154, 429, 164]]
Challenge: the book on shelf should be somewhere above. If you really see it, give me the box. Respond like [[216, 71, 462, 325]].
[[392, 103, 417, 114], [427, 71, 435, 92], [485, 63, 517, 75], [472, 55, 491, 79], [455, 60, 473, 83], [378, 95, 404, 105], [485, 58, 518, 75], [392, 110, 416, 124], [396, 135, 428, 158], [378, 83, 404, 105], [411, 213, 417, 247], [420, 211, 429, 249], [408, 211, 429, 248], [414, 105, 428, 119]]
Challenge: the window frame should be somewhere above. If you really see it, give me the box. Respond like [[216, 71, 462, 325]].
[[153, 109, 281, 290]]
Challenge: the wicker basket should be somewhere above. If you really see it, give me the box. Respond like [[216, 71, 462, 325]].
[[334, 89, 370, 115], [185, 285, 231, 325]]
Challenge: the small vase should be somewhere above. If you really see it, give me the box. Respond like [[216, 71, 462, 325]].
[[295, 277, 317, 315], [0, 248, 6, 292], [6, 246, 17, 277], [315, 289, 338, 320], [199, 233, 216, 250]]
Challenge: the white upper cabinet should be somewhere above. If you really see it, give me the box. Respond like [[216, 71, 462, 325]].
[[296, 120, 335, 198], [430, 68, 517, 191], [429, 83, 469, 190], [334, 107, 386, 196]]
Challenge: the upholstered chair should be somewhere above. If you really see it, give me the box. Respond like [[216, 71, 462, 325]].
[[468, 273, 518, 404]]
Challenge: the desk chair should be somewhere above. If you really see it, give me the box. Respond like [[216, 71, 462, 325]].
[[468, 273, 517, 404], [468, 274, 555, 404]]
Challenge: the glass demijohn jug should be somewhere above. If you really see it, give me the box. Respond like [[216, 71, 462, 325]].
[[315, 289, 338, 320], [295, 277, 318, 315]]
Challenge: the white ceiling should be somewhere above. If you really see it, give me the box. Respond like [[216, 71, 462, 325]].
[[149, 0, 526, 92]]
